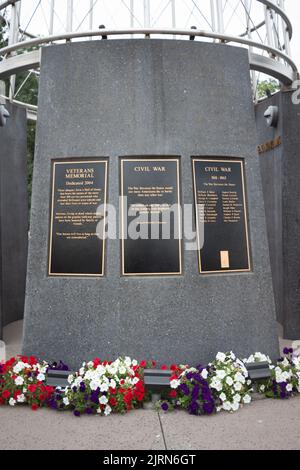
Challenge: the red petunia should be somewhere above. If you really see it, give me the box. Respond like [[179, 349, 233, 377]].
[[170, 364, 178, 371], [28, 384, 37, 393], [2, 390, 10, 399], [93, 358, 101, 368], [161, 365, 168, 370], [169, 390, 177, 398], [31, 403, 38, 411], [109, 397, 117, 407], [39, 394, 46, 401], [29, 356, 37, 365], [109, 387, 117, 395], [152, 361, 157, 367], [140, 360, 147, 368]]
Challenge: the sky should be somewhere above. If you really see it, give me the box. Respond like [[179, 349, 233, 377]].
[[285, 0, 300, 70]]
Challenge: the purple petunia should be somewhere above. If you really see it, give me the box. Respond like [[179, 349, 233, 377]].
[[179, 383, 190, 396], [85, 408, 93, 414], [191, 384, 200, 400], [73, 410, 81, 417], [202, 402, 215, 415], [161, 402, 169, 412]]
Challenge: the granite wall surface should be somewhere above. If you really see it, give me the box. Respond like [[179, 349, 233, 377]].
[[22, 39, 279, 368], [255, 91, 300, 339], [0, 102, 28, 339]]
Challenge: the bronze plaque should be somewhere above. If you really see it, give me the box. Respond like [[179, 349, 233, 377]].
[[48, 158, 108, 276], [120, 157, 182, 276], [192, 158, 251, 273]]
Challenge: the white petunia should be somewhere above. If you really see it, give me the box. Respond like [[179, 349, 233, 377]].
[[222, 401, 232, 411], [201, 369, 208, 379], [210, 378, 222, 392], [96, 365, 106, 376], [259, 384, 265, 392], [15, 376, 24, 386], [132, 359, 138, 367], [13, 362, 25, 374], [231, 402, 239, 412], [79, 367, 85, 376], [234, 372, 245, 384], [216, 370, 226, 380], [219, 392, 227, 402], [132, 377, 139, 385], [216, 352, 226, 362], [17, 394, 25, 403], [225, 376, 233, 386], [63, 397, 70, 406], [90, 379, 101, 391], [124, 357, 132, 367], [110, 379, 117, 389], [286, 384, 293, 392], [170, 379, 180, 389], [104, 405, 112, 416], [119, 366, 126, 375], [100, 383, 109, 393], [233, 393, 241, 403], [99, 395, 108, 405], [67, 374, 74, 384], [96, 407, 102, 414], [9, 398, 16, 406], [234, 382, 242, 391], [243, 394, 251, 404]]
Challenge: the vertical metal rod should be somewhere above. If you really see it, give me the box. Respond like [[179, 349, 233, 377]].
[[144, 0, 150, 28], [244, 0, 258, 101], [171, 0, 176, 38], [279, 0, 291, 56], [67, 0, 73, 32], [89, 0, 94, 40], [130, 0, 134, 28], [49, 0, 54, 35], [8, 1, 20, 101], [264, 5, 274, 50], [216, 0, 224, 35]]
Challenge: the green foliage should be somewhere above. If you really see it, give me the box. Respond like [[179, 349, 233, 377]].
[[257, 79, 280, 99]]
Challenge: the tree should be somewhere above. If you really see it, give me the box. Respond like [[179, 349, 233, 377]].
[[257, 79, 280, 99]]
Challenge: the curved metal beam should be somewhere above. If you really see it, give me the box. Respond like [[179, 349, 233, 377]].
[[0, 0, 20, 11], [249, 51, 295, 85], [0, 28, 297, 72], [0, 34, 297, 88], [257, 0, 292, 39]]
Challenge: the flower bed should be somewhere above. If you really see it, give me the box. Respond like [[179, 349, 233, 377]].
[[0, 349, 299, 417]]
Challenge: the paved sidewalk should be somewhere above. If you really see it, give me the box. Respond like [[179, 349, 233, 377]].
[[1, 398, 300, 450], [1, 321, 300, 450]]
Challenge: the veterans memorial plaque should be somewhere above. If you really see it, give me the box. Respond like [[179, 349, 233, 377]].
[[120, 158, 182, 275], [192, 158, 251, 273], [48, 158, 108, 276]]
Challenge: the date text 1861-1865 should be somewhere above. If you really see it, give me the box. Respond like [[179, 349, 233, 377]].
[[192, 158, 251, 274], [48, 158, 108, 276]]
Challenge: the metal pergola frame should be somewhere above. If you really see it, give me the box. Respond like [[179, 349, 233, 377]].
[[0, 0, 298, 119]]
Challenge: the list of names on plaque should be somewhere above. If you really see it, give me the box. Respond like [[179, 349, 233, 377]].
[[120, 158, 182, 275], [48, 159, 108, 276], [192, 158, 251, 273]]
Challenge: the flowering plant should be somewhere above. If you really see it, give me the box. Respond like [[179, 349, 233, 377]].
[[162, 364, 216, 415], [207, 352, 252, 412], [50, 356, 145, 417], [0, 355, 54, 410]]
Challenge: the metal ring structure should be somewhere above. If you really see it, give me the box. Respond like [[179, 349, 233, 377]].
[[0, 0, 298, 118]]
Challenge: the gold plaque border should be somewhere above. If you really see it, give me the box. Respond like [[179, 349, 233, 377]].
[[120, 157, 183, 277], [48, 158, 108, 277], [192, 157, 251, 275]]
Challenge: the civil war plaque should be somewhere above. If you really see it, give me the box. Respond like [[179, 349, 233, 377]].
[[48, 158, 108, 276], [120, 158, 182, 275], [192, 158, 251, 273]]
